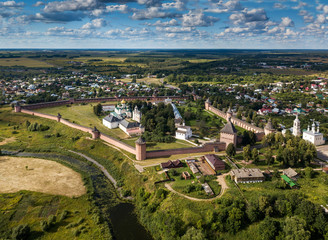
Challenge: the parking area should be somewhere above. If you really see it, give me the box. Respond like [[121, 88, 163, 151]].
[[316, 145, 328, 162]]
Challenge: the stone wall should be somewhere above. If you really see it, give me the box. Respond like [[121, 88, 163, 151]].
[[99, 133, 136, 154], [208, 104, 265, 141], [19, 108, 228, 159], [21, 96, 188, 110], [20, 109, 136, 154], [146, 142, 226, 158]]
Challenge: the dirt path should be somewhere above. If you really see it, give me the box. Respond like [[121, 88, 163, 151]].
[[68, 150, 117, 187], [164, 173, 229, 201], [0, 137, 16, 146], [67, 149, 133, 200], [0, 156, 86, 197]]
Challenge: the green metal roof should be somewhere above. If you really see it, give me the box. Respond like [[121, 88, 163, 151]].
[[281, 175, 297, 187]]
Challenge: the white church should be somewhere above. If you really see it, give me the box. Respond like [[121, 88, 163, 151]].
[[303, 121, 325, 146], [102, 100, 144, 136], [175, 124, 192, 140], [282, 114, 325, 146]]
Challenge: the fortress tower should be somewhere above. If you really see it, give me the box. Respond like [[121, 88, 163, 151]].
[[91, 127, 100, 139], [264, 119, 275, 135], [205, 98, 211, 111], [220, 118, 238, 147], [135, 137, 146, 160], [14, 102, 21, 113]]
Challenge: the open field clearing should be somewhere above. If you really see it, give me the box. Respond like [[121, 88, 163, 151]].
[[119, 77, 162, 84], [0, 58, 53, 67], [0, 137, 16, 146], [0, 156, 86, 197], [36, 103, 130, 140]]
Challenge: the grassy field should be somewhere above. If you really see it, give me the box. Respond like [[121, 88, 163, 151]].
[[36, 104, 130, 140], [0, 191, 110, 239], [0, 58, 53, 67], [0, 156, 86, 197], [237, 172, 328, 206], [118, 77, 162, 85], [74, 57, 127, 63]]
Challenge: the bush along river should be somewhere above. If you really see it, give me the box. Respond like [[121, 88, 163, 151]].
[[6, 151, 153, 240]]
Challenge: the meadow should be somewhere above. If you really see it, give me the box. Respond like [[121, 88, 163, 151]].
[[0, 58, 53, 67]]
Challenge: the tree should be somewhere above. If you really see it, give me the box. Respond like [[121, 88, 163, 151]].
[[181, 227, 205, 240], [246, 116, 251, 123], [283, 216, 310, 240], [93, 103, 102, 116], [304, 167, 314, 179], [227, 207, 244, 234], [243, 145, 251, 162], [236, 111, 242, 119], [258, 217, 279, 240], [226, 143, 236, 157], [251, 148, 259, 164], [264, 149, 274, 165]]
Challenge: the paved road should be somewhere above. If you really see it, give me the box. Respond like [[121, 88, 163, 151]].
[[316, 145, 328, 162]]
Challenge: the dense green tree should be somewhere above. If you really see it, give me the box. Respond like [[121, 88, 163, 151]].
[[264, 149, 274, 165], [283, 216, 310, 240], [258, 217, 279, 240], [226, 143, 236, 157], [251, 148, 259, 164], [304, 167, 314, 178], [93, 103, 102, 116], [181, 227, 205, 240], [243, 145, 251, 161], [227, 207, 244, 234]]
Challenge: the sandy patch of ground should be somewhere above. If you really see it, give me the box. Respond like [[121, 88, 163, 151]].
[[0, 156, 86, 197], [0, 137, 16, 146]]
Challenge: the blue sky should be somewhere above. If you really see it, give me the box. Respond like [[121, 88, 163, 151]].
[[0, 0, 328, 48]]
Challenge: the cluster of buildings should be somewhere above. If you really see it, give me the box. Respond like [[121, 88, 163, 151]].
[[282, 114, 325, 146], [102, 100, 144, 136], [1, 71, 182, 105]]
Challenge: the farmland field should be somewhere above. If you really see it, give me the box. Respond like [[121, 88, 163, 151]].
[[0, 58, 53, 67]]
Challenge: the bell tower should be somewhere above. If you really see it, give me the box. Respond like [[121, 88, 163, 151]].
[[293, 114, 301, 136]]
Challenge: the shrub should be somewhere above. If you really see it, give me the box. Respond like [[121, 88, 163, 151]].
[[40, 220, 49, 232], [47, 215, 56, 227], [122, 189, 131, 197], [39, 125, 50, 131], [60, 210, 69, 221], [11, 224, 30, 240]]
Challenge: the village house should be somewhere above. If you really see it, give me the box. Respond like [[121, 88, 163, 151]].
[[160, 160, 183, 169], [204, 154, 225, 171], [230, 168, 265, 183], [283, 168, 299, 180]]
